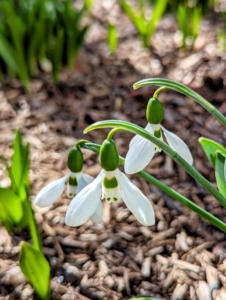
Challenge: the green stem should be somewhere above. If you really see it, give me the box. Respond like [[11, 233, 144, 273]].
[[133, 78, 226, 126], [84, 120, 226, 207], [26, 196, 42, 252], [81, 141, 226, 232], [107, 128, 121, 141], [153, 86, 169, 98], [76, 139, 90, 148]]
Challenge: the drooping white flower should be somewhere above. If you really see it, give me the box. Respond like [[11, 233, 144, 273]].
[[65, 169, 155, 227], [35, 171, 93, 207], [125, 123, 193, 174]]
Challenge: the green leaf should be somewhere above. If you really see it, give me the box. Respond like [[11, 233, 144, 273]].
[[108, 23, 118, 53], [118, 0, 146, 36], [19, 242, 50, 300], [146, 0, 167, 44], [215, 151, 226, 198], [0, 32, 20, 74], [10, 130, 30, 198], [0, 188, 23, 229], [199, 137, 226, 167]]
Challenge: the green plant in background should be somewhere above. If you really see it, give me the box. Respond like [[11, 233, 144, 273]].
[[118, 0, 168, 47], [176, 1, 202, 48], [0, 130, 50, 299], [0, 0, 89, 90], [168, 0, 214, 12], [108, 23, 118, 53], [216, 0, 226, 52]]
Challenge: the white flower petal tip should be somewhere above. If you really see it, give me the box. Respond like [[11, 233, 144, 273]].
[[65, 171, 105, 227], [125, 134, 155, 174], [119, 173, 155, 226], [161, 126, 193, 165], [34, 173, 70, 207], [90, 201, 103, 224]]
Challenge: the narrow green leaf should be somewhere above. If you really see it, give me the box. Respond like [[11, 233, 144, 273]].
[[108, 23, 118, 53], [85, 0, 92, 10], [19, 242, 50, 300], [199, 137, 226, 167], [191, 6, 202, 38], [0, 200, 14, 230], [118, 0, 146, 35], [0, 188, 23, 228], [215, 151, 226, 198], [146, 0, 167, 43], [0, 32, 20, 74], [11, 130, 30, 198]]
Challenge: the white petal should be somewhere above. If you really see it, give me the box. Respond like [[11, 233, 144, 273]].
[[34, 173, 71, 207], [161, 126, 193, 165], [125, 126, 156, 174], [77, 173, 94, 194], [118, 172, 155, 226], [90, 200, 103, 223], [129, 123, 153, 148], [65, 170, 105, 227]]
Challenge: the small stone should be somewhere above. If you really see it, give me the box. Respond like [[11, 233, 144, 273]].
[[98, 260, 109, 277], [141, 257, 151, 278], [2, 266, 26, 286]]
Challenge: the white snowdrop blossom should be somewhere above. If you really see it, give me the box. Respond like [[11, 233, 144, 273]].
[[65, 168, 155, 227], [35, 172, 94, 207], [125, 123, 193, 174]]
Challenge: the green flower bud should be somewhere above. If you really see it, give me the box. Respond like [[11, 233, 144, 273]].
[[146, 97, 164, 124], [67, 147, 83, 172], [100, 139, 119, 171]]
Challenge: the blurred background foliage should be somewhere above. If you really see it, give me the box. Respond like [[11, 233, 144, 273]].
[[0, 0, 225, 90]]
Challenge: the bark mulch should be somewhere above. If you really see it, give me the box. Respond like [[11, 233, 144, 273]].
[[1, 2, 226, 299]]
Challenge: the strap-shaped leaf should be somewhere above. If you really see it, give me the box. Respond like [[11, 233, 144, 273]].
[[0, 188, 23, 230], [199, 137, 226, 167], [108, 23, 118, 53], [11, 130, 29, 198], [19, 242, 50, 300], [215, 151, 226, 198]]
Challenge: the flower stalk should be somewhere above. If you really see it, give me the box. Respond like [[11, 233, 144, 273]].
[[81, 141, 226, 233], [133, 78, 226, 126], [84, 120, 226, 208]]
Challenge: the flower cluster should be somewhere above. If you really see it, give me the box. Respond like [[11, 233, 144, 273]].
[[35, 96, 193, 227]]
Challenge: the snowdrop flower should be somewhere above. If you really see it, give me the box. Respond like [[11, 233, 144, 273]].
[[65, 139, 155, 227], [35, 147, 93, 207], [125, 97, 193, 174]]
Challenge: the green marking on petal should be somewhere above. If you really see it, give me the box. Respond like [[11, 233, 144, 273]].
[[113, 197, 117, 201], [107, 197, 111, 201], [154, 128, 161, 139], [69, 176, 78, 187], [103, 176, 118, 189]]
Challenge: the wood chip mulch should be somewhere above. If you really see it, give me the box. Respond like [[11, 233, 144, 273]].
[[1, 2, 226, 299]]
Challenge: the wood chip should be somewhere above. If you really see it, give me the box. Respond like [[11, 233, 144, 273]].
[[195, 281, 211, 300]]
